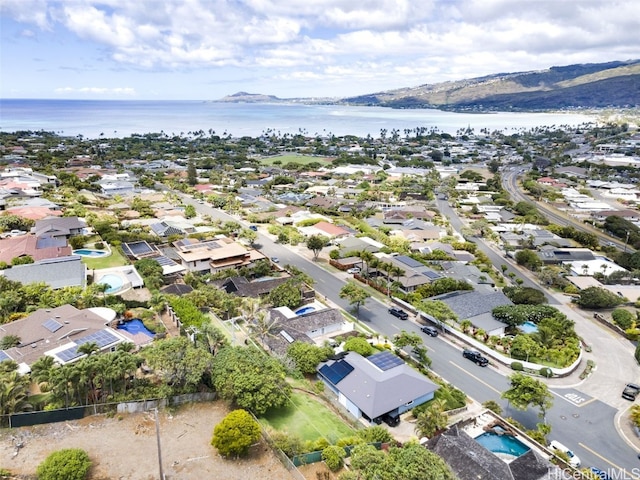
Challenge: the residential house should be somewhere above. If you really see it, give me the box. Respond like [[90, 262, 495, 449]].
[[317, 351, 438, 425], [537, 247, 595, 265], [0, 234, 71, 264], [217, 275, 291, 299], [0, 305, 127, 373], [173, 237, 264, 274], [299, 221, 352, 239], [33, 216, 87, 240], [591, 209, 640, 222], [427, 425, 559, 480], [334, 236, 384, 255], [1, 256, 86, 289], [384, 254, 443, 293], [431, 290, 512, 337], [264, 306, 348, 355]]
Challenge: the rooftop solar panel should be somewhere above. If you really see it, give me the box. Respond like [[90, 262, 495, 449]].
[[42, 318, 63, 333], [57, 347, 81, 363], [153, 255, 178, 266], [0, 350, 12, 362], [319, 359, 354, 385], [75, 330, 120, 349], [122, 241, 155, 257], [395, 255, 424, 269], [368, 351, 404, 371]]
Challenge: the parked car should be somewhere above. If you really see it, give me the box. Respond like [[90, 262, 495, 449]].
[[462, 349, 489, 366], [249, 225, 258, 231], [622, 383, 640, 401], [388, 307, 409, 320], [549, 440, 581, 467], [346, 267, 361, 274], [270, 257, 280, 263], [421, 326, 438, 337]]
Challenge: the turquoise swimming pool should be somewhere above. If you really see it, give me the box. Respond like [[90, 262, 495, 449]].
[[98, 274, 124, 294], [475, 432, 530, 457], [73, 249, 109, 257], [520, 321, 539, 334]]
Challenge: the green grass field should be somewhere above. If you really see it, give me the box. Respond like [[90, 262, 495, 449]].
[[82, 247, 129, 269], [260, 154, 334, 166], [260, 391, 355, 442]]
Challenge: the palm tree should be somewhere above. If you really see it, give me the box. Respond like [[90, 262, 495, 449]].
[[248, 310, 279, 345], [30, 355, 56, 392], [414, 399, 448, 439], [0, 371, 33, 416], [77, 341, 100, 357], [198, 320, 229, 355], [360, 251, 374, 277]]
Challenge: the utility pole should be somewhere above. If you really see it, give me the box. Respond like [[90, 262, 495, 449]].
[[155, 408, 165, 480]]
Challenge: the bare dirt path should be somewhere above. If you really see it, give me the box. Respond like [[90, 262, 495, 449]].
[[0, 402, 294, 480]]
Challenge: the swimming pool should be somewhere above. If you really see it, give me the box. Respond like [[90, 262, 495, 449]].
[[295, 306, 316, 315], [73, 249, 109, 257], [117, 318, 155, 338], [98, 274, 124, 294], [520, 321, 539, 334], [474, 432, 530, 457]]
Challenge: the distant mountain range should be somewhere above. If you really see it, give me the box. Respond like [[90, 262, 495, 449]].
[[219, 60, 640, 111]]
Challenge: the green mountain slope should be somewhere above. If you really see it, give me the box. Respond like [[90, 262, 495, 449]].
[[342, 60, 640, 111]]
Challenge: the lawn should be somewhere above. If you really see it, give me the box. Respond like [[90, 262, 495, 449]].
[[260, 391, 355, 443], [82, 246, 130, 269], [260, 154, 333, 166]]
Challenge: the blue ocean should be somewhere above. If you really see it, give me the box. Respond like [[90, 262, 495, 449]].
[[0, 99, 596, 139]]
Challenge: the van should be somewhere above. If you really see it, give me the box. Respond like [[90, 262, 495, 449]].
[[549, 440, 580, 467]]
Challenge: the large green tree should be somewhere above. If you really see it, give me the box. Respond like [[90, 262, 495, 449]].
[[339, 282, 370, 317], [211, 409, 261, 457], [211, 346, 291, 415], [574, 286, 625, 309], [306, 234, 329, 261], [142, 336, 213, 391], [286, 341, 333, 375], [502, 372, 554, 422]]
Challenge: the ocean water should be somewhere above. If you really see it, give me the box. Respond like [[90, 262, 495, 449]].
[[0, 99, 597, 140]]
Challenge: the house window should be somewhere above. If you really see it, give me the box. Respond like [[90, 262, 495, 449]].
[[404, 400, 414, 406]]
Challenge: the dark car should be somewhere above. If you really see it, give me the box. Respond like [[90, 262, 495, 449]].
[[622, 383, 640, 401], [463, 349, 489, 366], [388, 307, 409, 320], [421, 326, 438, 337]]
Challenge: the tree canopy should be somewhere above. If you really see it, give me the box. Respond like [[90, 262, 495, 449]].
[[502, 372, 554, 421], [574, 286, 625, 309], [339, 282, 370, 316], [211, 346, 291, 415], [306, 234, 329, 261]]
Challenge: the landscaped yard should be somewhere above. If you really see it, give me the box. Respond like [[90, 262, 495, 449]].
[[82, 246, 129, 269], [260, 390, 355, 443]]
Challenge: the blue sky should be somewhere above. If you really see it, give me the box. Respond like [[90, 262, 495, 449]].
[[1, 0, 639, 100]]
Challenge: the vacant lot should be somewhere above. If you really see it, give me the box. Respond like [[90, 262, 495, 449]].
[[0, 402, 294, 480]]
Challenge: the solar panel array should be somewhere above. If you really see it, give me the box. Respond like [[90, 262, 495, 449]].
[[76, 330, 120, 349], [153, 255, 178, 267], [0, 350, 12, 362], [395, 255, 424, 269], [42, 318, 63, 333], [368, 351, 404, 371], [56, 347, 81, 363], [319, 359, 354, 385], [122, 241, 155, 257], [56, 330, 121, 364]]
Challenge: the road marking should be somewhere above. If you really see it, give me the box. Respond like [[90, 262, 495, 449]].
[[448, 361, 501, 395], [550, 390, 596, 408], [578, 442, 638, 478]]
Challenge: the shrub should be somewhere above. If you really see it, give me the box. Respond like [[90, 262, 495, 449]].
[[322, 445, 346, 472], [94, 242, 105, 250], [511, 361, 524, 371], [612, 308, 635, 330], [36, 449, 91, 480], [539, 367, 553, 378], [635, 344, 640, 365], [211, 409, 261, 457], [625, 328, 640, 341]]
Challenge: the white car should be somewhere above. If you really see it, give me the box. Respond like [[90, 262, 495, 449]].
[[549, 440, 580, 467], [346, 267, 361, 274]]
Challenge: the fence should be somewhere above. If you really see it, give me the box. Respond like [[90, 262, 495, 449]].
[[292, 442, 383, 467], [2, 392, 217, 429]]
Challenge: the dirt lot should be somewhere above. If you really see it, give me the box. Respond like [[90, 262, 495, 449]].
[[0, 402, 295, 480]]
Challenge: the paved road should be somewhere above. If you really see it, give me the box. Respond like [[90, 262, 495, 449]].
[[180, 192, 640, 474]]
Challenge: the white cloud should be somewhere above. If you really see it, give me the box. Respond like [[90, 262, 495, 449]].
[[2, 0, 639, 98]]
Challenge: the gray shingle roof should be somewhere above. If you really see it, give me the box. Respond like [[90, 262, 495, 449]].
[[432, 290, 512, 320], [1, 255, 86, 289], [320, 352, 438, 419]]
